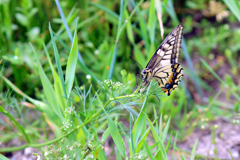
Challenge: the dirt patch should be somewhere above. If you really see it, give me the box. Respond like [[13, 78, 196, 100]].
[[178, 117, 240, 159]]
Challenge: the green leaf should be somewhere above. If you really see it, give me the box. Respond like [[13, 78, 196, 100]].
[[49, 23, 68, 105], [165, 132, 172, 152], [31, 44, 64, 121], [43, 43, 66, 111], [223, 0, 240, 23], [147, 0, 156, 43], [132, 83, 151, 147], [90, 2, 119, 19], [0, 154, 10, 160], [144, 140, 154, 160], [15, 13, 28, 27], [134, 44, 146, 67], [106, 117, 125, 157], [161, 117, 171, 142], [190, 139, 198, 160], [65, 19, 79, 97], [146, 117, 167, 159], [101, 127, 110, 142], [135, 126, 151, 153], [172, 132, 178, 160], [125, 10, 134, 44]]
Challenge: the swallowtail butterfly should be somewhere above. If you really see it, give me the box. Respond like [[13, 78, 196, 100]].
[[139, 24, 184, 96]]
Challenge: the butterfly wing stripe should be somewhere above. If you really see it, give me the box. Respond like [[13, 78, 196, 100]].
[[154, 76, 164, 85]]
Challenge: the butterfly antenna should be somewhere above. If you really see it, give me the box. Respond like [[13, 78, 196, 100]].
[[130, 55, 143, 70]]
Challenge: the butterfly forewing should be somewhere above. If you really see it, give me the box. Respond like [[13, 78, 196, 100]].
[[147, 24, 183, 69]]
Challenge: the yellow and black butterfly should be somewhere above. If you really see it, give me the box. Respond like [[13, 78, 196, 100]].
[[139, 24, 184, 96]]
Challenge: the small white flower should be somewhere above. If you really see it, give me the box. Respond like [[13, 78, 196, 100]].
[[94, 50, 100, 55], [63, 154, 68, 159], [14, 56, 18, 59], [86, 75, 91, 79], [44, 151, 48, 157], [89, 154, 94, 159], [62, 119, 72, 130]]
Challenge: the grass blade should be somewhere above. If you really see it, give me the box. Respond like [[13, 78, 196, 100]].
[[55, 0, 84, 64], [144, 140, 154, 160], [190, 139, 198, 160], [49, 23, 68, 103], [172, 132, 178, 160], [0, 153, 10, 160], [223, 0, 240, 23], [161, 117, 171, 142], [148, 0, 156, 43], [89, 1, 119, 19], [65, 18, 79, 97], [132, 83, 151, 148], [43, 43, 66, 111], [106, 117, 125, 157], [31, 44, 64, 121]]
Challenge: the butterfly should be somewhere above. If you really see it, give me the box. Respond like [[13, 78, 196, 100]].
[[139, 24, 184, 96]]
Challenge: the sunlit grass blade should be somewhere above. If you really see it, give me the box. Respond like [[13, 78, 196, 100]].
[[52, 31, 71, 53], [49, 23, 68, 102], [144, 140, 154, 160], [31, 44, 64, 121], [101, 127, 110, 142], [106, 117, 125, 157], [161, 117, 171, 142], [109, 0, 144, 79], [190, 139, 198, 160], [159, 113, 162, 137], [155, 0, 164, 39], [97, 97, 125, 157], [89, 2, 119, 19], [146, 116, 167, 159], [172, 132, 178, 160], [132, 82, 151, 148], [65, 18, 79, 98], [223, 0, 240, 23], [0, 153, 10, 160], [129, 0, 150, 51], [228, 149, 234, 160], [148, 0, 156, 43], [43, 43, 66, 111], [135, 126, 151, 153], [108, 0, 124, 79], [125, 10, 134, 44], [165, 131, 172, 152], [129, 114, 134, 153], [134, 44, 146, 67], [55, 0, 84, 64]]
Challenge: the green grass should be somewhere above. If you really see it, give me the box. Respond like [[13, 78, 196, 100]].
[[0, 0, 240, 159]]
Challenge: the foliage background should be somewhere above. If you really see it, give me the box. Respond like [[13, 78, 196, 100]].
[[0, 0, 240, 159]]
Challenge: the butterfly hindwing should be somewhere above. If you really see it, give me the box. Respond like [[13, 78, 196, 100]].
[[153, 64, 183, 96]]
